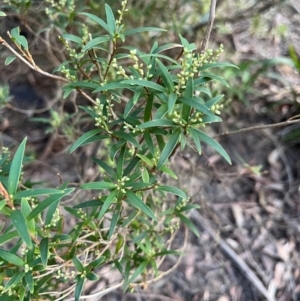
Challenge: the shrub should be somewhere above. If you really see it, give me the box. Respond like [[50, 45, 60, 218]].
[[0, 1, 235, 300]]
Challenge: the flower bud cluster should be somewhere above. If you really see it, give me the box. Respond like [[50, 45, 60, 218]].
[[45, 0, 75, 18], [168, 110, 187, 127], [45, 208, 61, 228], [165, 222, 180, 233], [175, 198, 188, 211], [210, 103, 224, 115], [60, 65, 76, 81], [59, 36, 78, 59], [116, 176, 130, 193], [189, 112, 203, 124], [116, 0, 128, 27], [94, 97, 114, 127], [56, 268, 76, 280], [123, 122, 144, 134], [112, 58, 130, 79], [129, 49, 145, 77]]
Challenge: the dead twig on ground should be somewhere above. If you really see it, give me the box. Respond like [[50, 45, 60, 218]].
[[214, 118, 300, 138], [190, 210, 276, 301]]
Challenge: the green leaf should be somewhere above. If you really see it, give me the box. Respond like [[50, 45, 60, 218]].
[[14, 188, 69, 199], [82, 36, 110, 52], [121, 79, 167, 93], [123, 27, 166, 36], [8, 137, 27, 195], [113, 131, 141, 149], [5, 56, 16, 66], [193, 128, 231, 164], [126, 191, 156, 220], [167, 93, 177, 115], [86, 272, 99, 281], [206, 94, 224, 108], [188, 127, 202, 154], [141, 168, 149, 183], [105, 4, 116, 33], [117, 145, 126, 178], [25, 272, 34, 293], [0, 11, 6, 16], [178, 96, 214, 117], [156, 185, 187, 199], [156, 59, 174, 92], [93, 82, 129, 93], [199, 62, 238, 71], [108, 203, 121, 239], [21, 199, 35, 234], [69, 129, 102, 153], [11, 210, 32, 249], [73, 256, 84, 272], [27, 189, 74, 221], [136, 154, 153, 168], [39, 238, 49, 266], [159, 165, 177, 179], [144, 92, 154, 122], [62, 33, 83, 44], [4, 271, 24, 292], [144, 132, 154, 155], [157, 128, 180, 169], [128, 260, 148, 283], [80, 12, 111, 35], [74, 275, 85, 301], [98, 189, 117, 219], [138, 119, 176, 129], [92, 157, 116, 179], [201, 72, 229, 87], [89, 256, 105, 269], [0, 249, 25, 266], [81, 182, 116, 190], [177, 213, 199, 237], [0, 231, 18, 246], [182, 78, 194, 120]]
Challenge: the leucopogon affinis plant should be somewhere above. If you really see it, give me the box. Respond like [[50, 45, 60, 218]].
[[0, 1, 237, 300]]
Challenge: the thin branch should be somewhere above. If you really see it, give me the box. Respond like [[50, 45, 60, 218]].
[[199, 0, 217, 53], [0, 36, 69, 83], [214, 119, 300, 138]]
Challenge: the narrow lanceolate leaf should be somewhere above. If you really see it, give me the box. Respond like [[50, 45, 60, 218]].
[[80, 12, 111, 35], [128, 260, 148, 284], [178, 96, 214, 117], [126, 191, 156, 220], [25, 272, 34, 293], [188, 127, 202, 154], [14, 188, 70, 199], [5, 56, 16, 66], [39, 238, 49, 266], [26, 189, 74, 221], [21, 199, 35, 234], [81, 182, 116, 190], [82, 36, 110, 52], [105, 4, 116, 33], [138, 119, 176, 129], [156, 185, 187, 200], [177, 213, 199, 237], [8, 137, 27, 195], [0, 231, 18, 246], [167, 93, 177, 115], [69, 129, 102, 153], [156, 59, 174, 92], [112, 131, 141, 149], [11, 210, 32, 249], [98, 189, 117, 219], [206, 94, 224, 108], [74, 275, 85, 301], [123, 27, 166, 36], [92, 157, 116, 179], [62, 34, 83, 44], [193, 128, 231, 164], [73, 256, 84, 272], [199, 62, 238, 71], [0, 249, 25, 266], [157, 128, 181, 169], [4, 271, 24, 292], [121, 79, 168, 93]]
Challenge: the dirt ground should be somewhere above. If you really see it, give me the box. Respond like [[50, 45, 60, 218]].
[[1, 1, 300, 300]]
